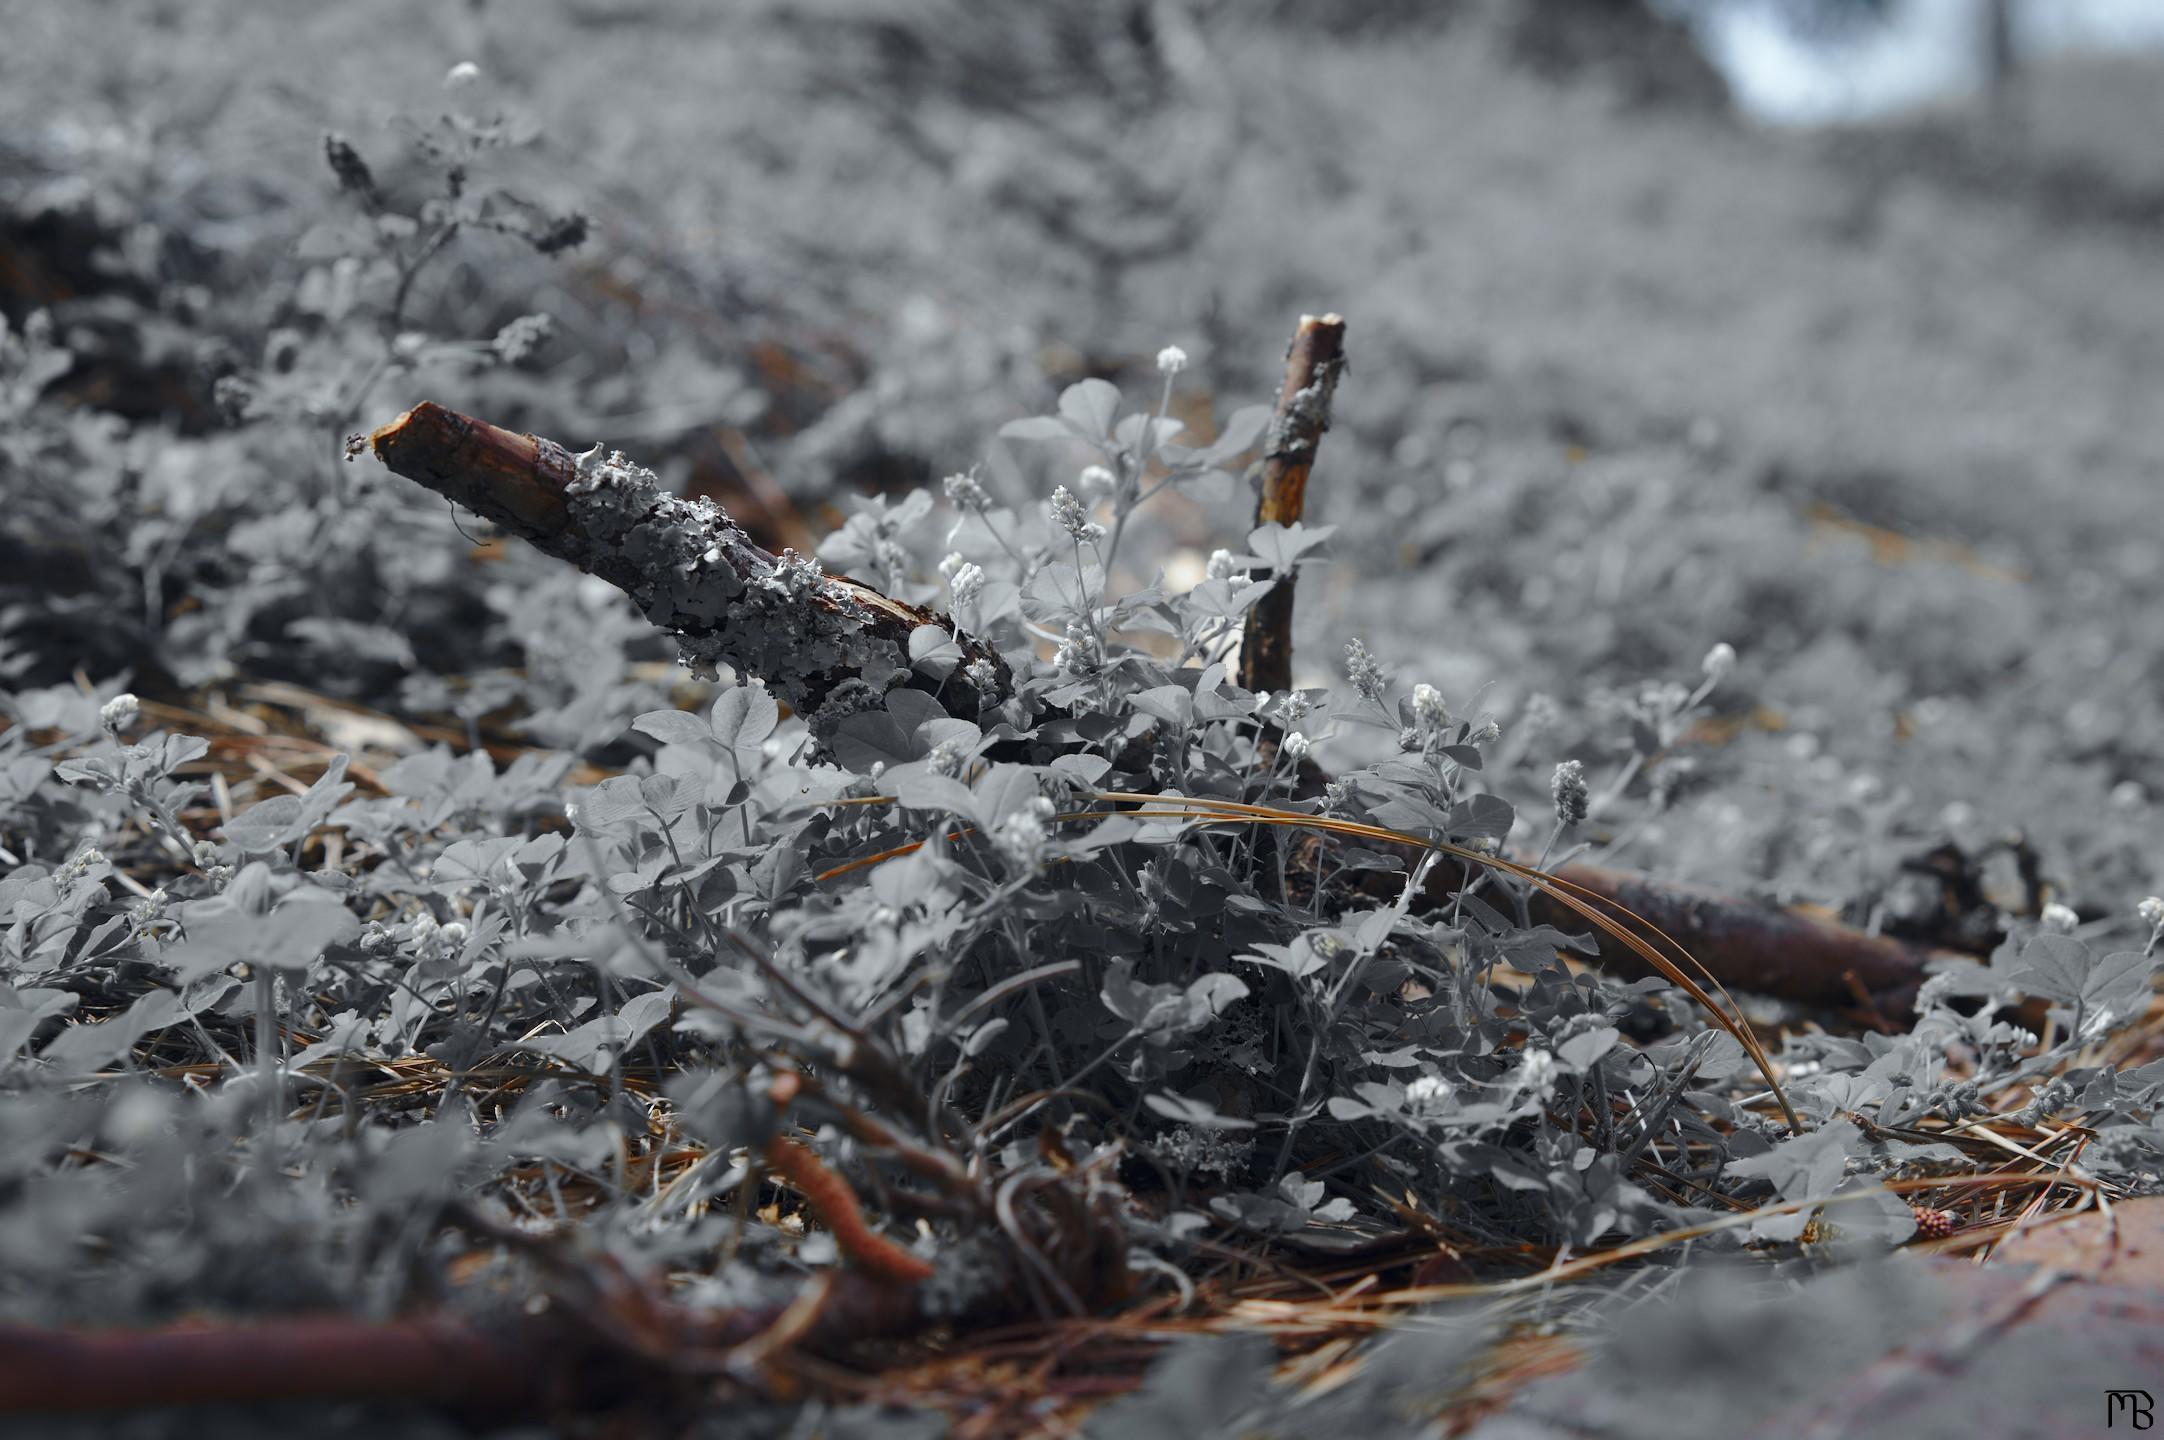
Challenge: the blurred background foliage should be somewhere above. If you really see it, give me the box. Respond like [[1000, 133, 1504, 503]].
[[2, 0, 2159, 927]]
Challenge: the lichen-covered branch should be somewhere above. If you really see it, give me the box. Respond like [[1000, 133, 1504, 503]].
[[367, 402, 1012, 736], [1238, 313, 1347, 695]]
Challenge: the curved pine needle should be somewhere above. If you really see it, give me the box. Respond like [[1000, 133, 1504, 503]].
[[1101, 798, 1798, 1130], [806, 789, 1799, 1129]]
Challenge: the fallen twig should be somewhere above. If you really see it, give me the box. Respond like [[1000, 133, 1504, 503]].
[[1534, 857, 1965, 1020], [1395, 848, 1960, 1019], [367, 402, 1011, 738]]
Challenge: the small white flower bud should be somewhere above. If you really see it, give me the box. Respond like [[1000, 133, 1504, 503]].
[[1701, 642, 1737, 684], [490, 312, 552, 364], [1281, 731, 1310, 763], [1206, 548, 1238, 581], [1049, 485, 1091, 540], [1078, 464, 1118, 499], [943, 472, 990, 510], [2139, 896, 2164, 931], [2040, 902, 2080, 935], [1551, 759, 1589, 828], [1513, 1048, 1559, 1099], [926, 738, 968, 779], [948, 562, 985, 608], [992, 795, 1057, 872], [444, 60, 482, 88], [1345, 639, 1386, 703], [1411, 683, 1447, 734], [1404, 1074, 1453, 1113], [1155, 345, 1189, 375], [99, 693, 139, 735]]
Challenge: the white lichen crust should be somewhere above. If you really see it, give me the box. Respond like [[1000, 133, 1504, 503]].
[[552, 442, 1006, 736], [371, 404, 1013, 738]]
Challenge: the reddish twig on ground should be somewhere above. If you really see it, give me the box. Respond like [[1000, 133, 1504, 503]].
[[0, 1272, 943, 1420], [0, 1312, 543, 1416], [762, 1137, 937, 1286]]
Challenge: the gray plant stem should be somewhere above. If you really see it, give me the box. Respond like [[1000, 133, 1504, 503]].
[[255, 963, 281, 1147]]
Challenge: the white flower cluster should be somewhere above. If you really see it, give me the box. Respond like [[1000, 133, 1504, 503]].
[[947, 561, 985, 609], [993, 796, 1058, 873], [128, 887, 168, 937], [1078, 464, 1118, 499], [1344, 638, 1386, 703], [1156, 345, 1188, 375], [407, 913, 470, 963], [1048, 485, 1101, 542], [1404, 1074, 1453, 1114], [926, 737, 968, 779], [2139, 896, 2164, 932], [944, 472, 990, 510], [1511, 1048, 1559, 1100], [2040, 901, 2080, 935], [1280, 731, 1310, 763], [874, 537, 910, 592], [1054, 622, 1097, 676], [1410, 683, 1447, 736]]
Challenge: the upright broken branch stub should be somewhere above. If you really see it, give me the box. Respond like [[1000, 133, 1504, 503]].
[[1240, 313, 1347, 696], [368, 402, 1012, 735]]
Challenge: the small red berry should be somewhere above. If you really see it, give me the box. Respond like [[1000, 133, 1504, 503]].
[[1911, 1206, 1958, 1240]]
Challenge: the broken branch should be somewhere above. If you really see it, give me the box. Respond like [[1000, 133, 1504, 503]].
[[367, 402, 1011, 736], [1402, 851, 1961, 1019], [1541, 858, 1960, 1019], [1238, 312, 1347, 695]]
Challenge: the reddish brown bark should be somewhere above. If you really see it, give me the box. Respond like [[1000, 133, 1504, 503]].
[[0, 1312, 540, 1415], [1541, 858, 1964, 1019], [1238, 313, 1347, 696], [0, 1276, 933, 1419]]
